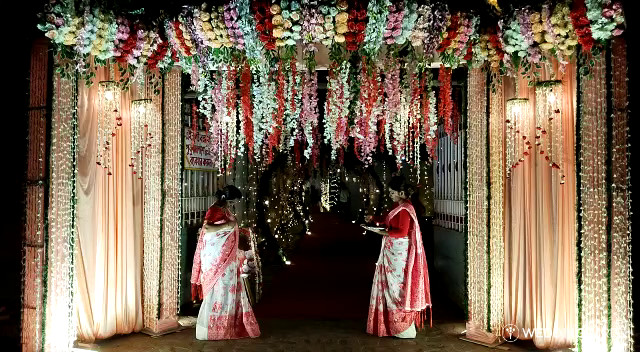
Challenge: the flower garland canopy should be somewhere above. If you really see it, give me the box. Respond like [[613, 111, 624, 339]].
[[39, 0, 625, 81]]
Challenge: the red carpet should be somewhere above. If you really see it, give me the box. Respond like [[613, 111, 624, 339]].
[[254, 212, 381, 320]]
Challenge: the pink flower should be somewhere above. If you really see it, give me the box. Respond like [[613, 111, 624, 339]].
[[386, 38, 395, 44], [602, 8, 615, 18], [613, 28, 624, 36], [384, 29, 392, 37], [392, 28, 402, 37]]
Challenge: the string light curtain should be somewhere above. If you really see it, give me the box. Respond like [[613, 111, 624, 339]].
[[44, 57, 78, 352], [142, 73, 163, 332], [578, 51, 608, 352], [609, 37, 633, 352], [465, 67, 489, 333], [160, 68, 182, 322], [504, 62, 577, 349], [505, 97, 530, 177], [22, 39, 49, 352], [535, 80, 565, 184], [96, 80, 121, 175], [488, 74, 504, 335]]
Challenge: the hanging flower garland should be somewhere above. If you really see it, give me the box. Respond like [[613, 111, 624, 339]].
[[270, 60, 287, 157], [472, 33, 490, 66], [410, 2, 449, 60], [345, 0, 368, 51], [517, 7, 542, 64], [253, 0, 277, 50], [240, 61, 255, 161], [570, 0, 596, 51], [354, 59, 382, 166], [208, 4, 235, 49], [333, 1, 349, 45], [251, 63, 278, 162], [586, 0, 625, 40], [406, 63, 422, 166], [90, 9, 118, 60], [383, 0, 404, 45], [318, 2, 340, 46], [324, 61, 351, 163], [191, 4, 213, 49], [226, 65, 239, 169], [503, 13, 529, 64], [383, 56, 401, 156], [546, 2, 579, 63], [274, 1, 302, 48], [299, 69, 319, 162], [485, 25, 505, 72], [171, 19, 194, 58], [283, 60, 302, 152], [363, 0, 390, 56], [224, 1, 246, 49], [421, 70, 438, 160], [437, 13, 459, 57], [237, 0, 264, 61], [146, 38, 169, 70], [438, 64, 454, 138]]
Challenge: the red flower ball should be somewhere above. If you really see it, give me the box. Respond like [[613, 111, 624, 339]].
[[356, 22, 366, 32]]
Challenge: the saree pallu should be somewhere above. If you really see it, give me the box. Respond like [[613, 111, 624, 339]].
[[191, 225, 260, 340], [367, 202, 431, 337]]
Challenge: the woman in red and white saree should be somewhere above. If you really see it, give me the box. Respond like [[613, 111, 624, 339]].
[[191, 186, 260, 340], [366, 176, 431, 338]]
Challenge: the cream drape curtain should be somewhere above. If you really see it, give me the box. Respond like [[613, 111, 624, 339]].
[[503, 62, 577, 349], [75, 65, 144, 342]]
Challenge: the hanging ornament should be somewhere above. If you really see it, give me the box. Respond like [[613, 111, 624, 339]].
[[96, 80, 121, 176], [535, 80, 565, 183], [438, 65, 454, 138], [505, 97, 530, 177], [130, 98, 155, 178]]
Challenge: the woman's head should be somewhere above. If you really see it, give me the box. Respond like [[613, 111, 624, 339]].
[[388, 175, 414, 203], [215, 185, 242, 207]]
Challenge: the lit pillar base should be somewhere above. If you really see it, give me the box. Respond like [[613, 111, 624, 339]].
[[461, 321, 503, 347], [141, 318, 181, 337]]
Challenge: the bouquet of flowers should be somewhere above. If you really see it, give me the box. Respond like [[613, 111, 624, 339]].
[[570, 0, 595, 51], [486, 25, 505, 70], [503, 13, 529, 61], [91, 9, 117, 60], [334, 1, 349, 45], [586, 0, 624, 40]]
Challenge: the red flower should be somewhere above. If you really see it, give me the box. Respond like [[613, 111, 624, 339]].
[[348, 21, 357, 31], [265, 21, 273, 31], [356, 32, 365, 43], [356, 22, 366, 32], [346, 42, 358, 51], [344, 32, 355, 42], [358, 10, 367, 20], [256, 23, 265, 32], [349, 9, 357, 18], [265, 41, 276, 50]]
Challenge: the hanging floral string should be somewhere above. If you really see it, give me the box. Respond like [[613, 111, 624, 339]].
[[324, 61, 351, 163], [383, 55, 401, 156], [354, 58, 381, 166], [224, 1, 246, 49], [362, 0, 390, 56], [253, 0, 277, 50], [438, 65, 454, 138], [299, 69, 319, 162], [410, 2, 449, 61], [406, 63, 421, 166], [251, 63, 277, 162], [283, 59, 302, 153], [570, 0, 595, 51], [240, 61, 255, 162], [345, 0, 367, 51]]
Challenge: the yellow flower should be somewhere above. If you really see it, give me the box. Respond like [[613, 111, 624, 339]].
[[566, 38, 578, 46], [336, 12, 348, 23], [540, 42, 554, 51], [200, 12, 210, 22], [273, 15, 284, 26], [530, 12, 541, 23], [337, 0, 348, 10], [532, 23, 544, 33], [212, 41, 222, 48], [273, 28, 284, 38], [334, 34, 345, 43], [336, 24, 348, 34], [276, 39, 285, 46], [203, 22, 213, 31], [534, 33, 543, 43], [284, 19, 292, 29], [563, 48, 574, 56], [224, 41, 233, 48], [270, 4, 281, 15]]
